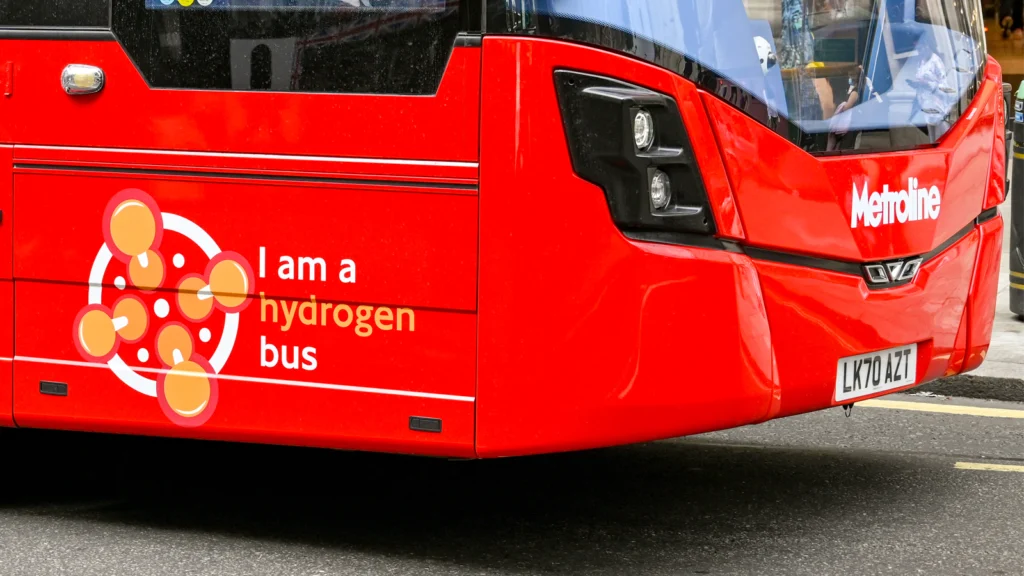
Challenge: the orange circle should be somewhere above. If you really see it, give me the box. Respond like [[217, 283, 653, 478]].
[[78, 309, 116, 359], [163, 361, 211, 418], [112, 297, 148, 342], [128, 250, 165, 291], [109, 200, 157, 257], [209, 259, 250, 309], [157, 324, 194, 367], [177, 276, 213, 321]]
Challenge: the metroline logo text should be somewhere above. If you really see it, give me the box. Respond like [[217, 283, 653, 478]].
[[850, 179, 941, 229]]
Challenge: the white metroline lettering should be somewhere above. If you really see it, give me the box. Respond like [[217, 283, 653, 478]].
[[851, 178, 941, 229], [10, 355, 475, 403]]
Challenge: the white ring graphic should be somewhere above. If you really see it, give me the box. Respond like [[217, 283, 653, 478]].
[[88, 212, 240, 398]]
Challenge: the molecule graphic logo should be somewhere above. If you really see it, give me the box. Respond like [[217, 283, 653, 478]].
[[73, 189, 254, 427]]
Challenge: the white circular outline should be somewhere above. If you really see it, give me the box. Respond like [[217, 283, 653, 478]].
[[88, 212, 239, 398]]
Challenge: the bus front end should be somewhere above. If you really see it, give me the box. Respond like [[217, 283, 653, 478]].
[[0, 0, 1004, 458], [476, 0, 1005, 456]]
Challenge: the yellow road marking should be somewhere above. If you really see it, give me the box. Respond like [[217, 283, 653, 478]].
[[1015, 152, 1024, 160], [1012, 283, 1024, 290], [1011, 271, 1024, 279], [955, 462, 1024, 473], [859, 399, 1024, 419]]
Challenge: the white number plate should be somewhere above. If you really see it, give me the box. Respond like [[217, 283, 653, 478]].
[[835, 344, 918, 402]]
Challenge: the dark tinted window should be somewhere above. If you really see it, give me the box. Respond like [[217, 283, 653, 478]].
[[0, 0, 109, 27], [112, 0, 464, 94]]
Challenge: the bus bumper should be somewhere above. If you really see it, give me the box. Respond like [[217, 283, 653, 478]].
[[751, 214, 1002, 419]]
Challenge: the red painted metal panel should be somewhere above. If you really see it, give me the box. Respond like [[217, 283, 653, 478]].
[[963, 216, 1004, 374], [0, 280, 11, 427], [0, 146, 10, 427], [0, 40, 480, 162], [0, 29, 1008, 457], [14, 170, 477, 312], [14, 274, 475, 455], [755, 230, 979, 418], [476, 38, 773, 457], [0, 145, 10, 280], [704, 61, 1003, 262], [6, 40, 481, 451], [12, 161, 477, 448], [984, 57, 1008, 212]]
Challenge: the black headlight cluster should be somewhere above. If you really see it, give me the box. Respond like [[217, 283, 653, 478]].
[[554, 69, 715, 237]]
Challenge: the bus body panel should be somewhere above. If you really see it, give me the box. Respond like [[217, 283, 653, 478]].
[[0, 145, 9, 280], [11, 166, 479, 455], [476, 38, 776, 458], [964, 216, 1004, 373], [703, 60, 1004, 263], [476, 35, 1005, 457], [0, 278, 11, 427], [3, 36, 481, 455], [983, 60, 1009, 213], [13, 167, 478, 313], [0, 39, 480, 162], [0, 145, 10, 427], [0, 5, 1006, 458], [754, 228, 980, 418]]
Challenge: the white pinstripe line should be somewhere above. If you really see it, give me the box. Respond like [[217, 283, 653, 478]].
[[6, 355, 475, 403], [18, 145, 479, 169]]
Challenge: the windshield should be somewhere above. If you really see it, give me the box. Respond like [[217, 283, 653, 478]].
[[517, 0, 987, 154]]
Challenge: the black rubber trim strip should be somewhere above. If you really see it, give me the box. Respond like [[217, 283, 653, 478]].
[[743, 246, 863, 276], [0, 28, 114, 41], [748, 219, 979, 276], [976, 207, 999, 224], [921, 220, 976, 262], [629, 214, 985, 277], [14, 163, 477, 192], [454, 33, 483, 47], [622, 230, 742, 253]]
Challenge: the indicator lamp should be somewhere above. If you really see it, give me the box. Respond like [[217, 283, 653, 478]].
[[633, 109, 655, 150], [61, 64, 105, 96], [650, 170, 671, 211]]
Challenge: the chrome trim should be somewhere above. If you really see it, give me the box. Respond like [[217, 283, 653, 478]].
[[61, 64, 105, 96], [863, 256, 923, 288]]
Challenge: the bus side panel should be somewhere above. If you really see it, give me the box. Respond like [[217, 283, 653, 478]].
[[0, 146, 10, 427], [0, 41, 480, 162], [0, 146, 10, 279], [476, 38, 775, 457], [12, 163, 477, 457], [0, 280, 11, 428]]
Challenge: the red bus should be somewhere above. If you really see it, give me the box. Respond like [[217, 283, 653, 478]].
[[0, 0, 1006, 457]]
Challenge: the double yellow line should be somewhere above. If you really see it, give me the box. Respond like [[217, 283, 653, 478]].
[[859, 399, 1024, 418], [1012, 270, 1024, 291], [859, 399, 1024, 473], [954, 462, 1024, 473]]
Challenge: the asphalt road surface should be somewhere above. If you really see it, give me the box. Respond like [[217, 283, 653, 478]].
[[1, 394, 1023, 576]]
